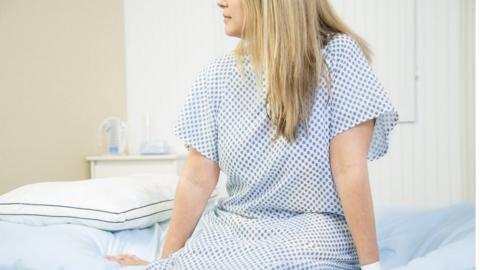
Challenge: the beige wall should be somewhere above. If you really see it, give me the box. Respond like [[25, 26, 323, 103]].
[[0, 0, 127, 194]]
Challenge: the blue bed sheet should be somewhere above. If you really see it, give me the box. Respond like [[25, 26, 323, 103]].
[[0, 220, 168, 270], [0, 202, 475, 269], [375, 202, 475, 270]]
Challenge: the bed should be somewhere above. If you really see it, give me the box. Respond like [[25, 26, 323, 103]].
[[0, 218, 168, 270], [375, 202, 475, 270], [0, 176, 475, 270]]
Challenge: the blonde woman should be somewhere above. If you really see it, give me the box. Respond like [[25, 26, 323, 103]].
[[107, 0, 399, 269]]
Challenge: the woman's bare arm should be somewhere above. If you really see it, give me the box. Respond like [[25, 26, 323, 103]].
[[105, 148, 219, 266], [329, 119, 380, 266], [159, 147, 220, 259]]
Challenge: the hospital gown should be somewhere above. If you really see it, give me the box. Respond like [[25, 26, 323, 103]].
[[146, 33, 399, 270]]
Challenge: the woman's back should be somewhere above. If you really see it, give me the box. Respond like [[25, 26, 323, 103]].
[[145, 33, 398, 270]]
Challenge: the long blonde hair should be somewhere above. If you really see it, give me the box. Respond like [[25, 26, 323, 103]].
[[234, 0, 372, 143]]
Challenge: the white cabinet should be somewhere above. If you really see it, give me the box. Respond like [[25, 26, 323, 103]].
[[86, 154, 186, 179]]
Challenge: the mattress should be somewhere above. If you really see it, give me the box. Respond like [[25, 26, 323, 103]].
[[375, 202, 475, 270], [0, 201, 474, 270], [0, 217, 168, 270]]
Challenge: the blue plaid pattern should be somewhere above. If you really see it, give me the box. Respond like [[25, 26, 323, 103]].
[[147, 34, 399, 269]]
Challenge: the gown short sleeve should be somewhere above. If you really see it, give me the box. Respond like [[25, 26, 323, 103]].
[[174, 63, 219, 162], [327, 36, 400, 161]]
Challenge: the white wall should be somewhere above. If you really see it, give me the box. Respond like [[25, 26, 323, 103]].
[[123, 0, 475, 209], [367, 0, 475, 208], [123, 1, 237, 156]]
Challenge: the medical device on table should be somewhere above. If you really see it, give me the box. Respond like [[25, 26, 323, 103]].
[[98, 116, 128, 155]]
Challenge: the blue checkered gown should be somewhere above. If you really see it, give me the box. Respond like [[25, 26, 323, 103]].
[[146, 34, 399, 270]]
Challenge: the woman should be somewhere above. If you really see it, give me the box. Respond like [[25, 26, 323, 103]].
[[107, 0, 398, 269]]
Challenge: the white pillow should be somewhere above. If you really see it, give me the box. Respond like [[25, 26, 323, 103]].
[[0, 173, 218, 231]]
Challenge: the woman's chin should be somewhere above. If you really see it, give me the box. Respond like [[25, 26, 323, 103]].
[[224, 27, 241, 38]]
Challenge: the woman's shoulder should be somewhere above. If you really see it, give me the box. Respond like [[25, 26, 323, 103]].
[[201, 53, 237, 77], [191, 53, 236, 99], [322, 33, 370, 75], [323, 33, 360, 52], [322, 33, 365, 63]]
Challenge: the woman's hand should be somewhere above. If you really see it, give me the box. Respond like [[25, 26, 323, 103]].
[[105, 254, 150, 266]]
